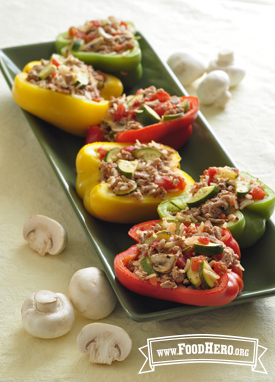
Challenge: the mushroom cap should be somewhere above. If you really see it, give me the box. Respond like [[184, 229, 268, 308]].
[[23, 215, 68, 256], [207, 50, 246, 87], [167, 51, 207, 86], [69, 267, 117, 320], [21, 290, 75, 339], [197, 70, 231, 105], [77, 323, 132, 364]]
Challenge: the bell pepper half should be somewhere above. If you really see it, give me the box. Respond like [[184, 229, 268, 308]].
[[157, 167, 275, 248], [76, 142, 194, 224], [114, 220, 243, 306], [55, 18, 142, 88], [85, 87, 199, 150], [12, 58, 123, 137]]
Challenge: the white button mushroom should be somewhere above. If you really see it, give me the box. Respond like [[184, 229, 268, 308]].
[[207, 49, 246, 87], [77, 323, 132, 365], [23, 215, 68, 256], [197, 70, 231, 108], [167, 51, 207, 86], [69, 267, 117, 320], [21, 290, 75, 338]]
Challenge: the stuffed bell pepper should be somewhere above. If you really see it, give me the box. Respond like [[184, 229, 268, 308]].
[[158, 166, 275, 248], [114, 218, 244, 306], [55, 16, 142, 88], [76, 141, 194, 223], [85, 86, 199, 150], [12, 54, 123, 136]]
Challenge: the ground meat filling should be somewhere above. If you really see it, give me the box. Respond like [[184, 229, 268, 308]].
[[98, 141, 183, 201], [172, 166, 266, 227], [99, 86, 190, 141], [67, 16, 136, 54], [129, 219, 243, 290], [26, 55, 105, 101]]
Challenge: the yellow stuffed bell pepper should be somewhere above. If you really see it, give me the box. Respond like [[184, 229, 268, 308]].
[[76, 141, 194, 224], [12, 54, 123, 137]]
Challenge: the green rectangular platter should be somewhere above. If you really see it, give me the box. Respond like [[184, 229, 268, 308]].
[[1, 33, 275, 322]]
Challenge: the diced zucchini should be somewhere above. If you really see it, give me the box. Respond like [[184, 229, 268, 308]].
[[199, 261, 220, 289], [186, 185, 219, 208], [161, 112, 184, 121], [74, 71, 89, 87], [132, 147, 162, 161], [127, 93, 144, 108], [71, 38, 85, 51], [156, 231, 171, 241], [220, 168, 239, 180], [193, 242, 224, 256], [186, 258, 202, 289], [144, 233, 157, 245], [38, 64, 57, 80], [140, 256, 158, 276], [170, 194, 189, 210], [236, 180, 250, 197], [117, 159, 138, 179], [135, 105, 161, 126], [104, 147, 121, 162], [179, 99, 190, 113]]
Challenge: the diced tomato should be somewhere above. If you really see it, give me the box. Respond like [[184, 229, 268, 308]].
[[250, 186, 266, 200], [213, 261, 227, 275], [51, 72, 57, 78], [125, 109, 137, 118], [191, 255, 205, 272], [151, 241, 159, 249], [149, 275, 158, 286], [68, 26, 86, 39], [176, 254, 186, 269], [85, 126, 105, 145], [204, 167, 218, 184], [121, 145, 136, 153], [120, 21, 128, 27], [154, 101, 174, 117], [220, 213, 227, 220], [91, 20, 102, 27], [97, 147, 108, 160], [114, 103, 126, 121], [86, 32, 97, 42], [148, 93, 158, 101], [184, 247, 194, 259], [198, 236, 210, 245], [92, 98, 104, 102], [156, 175, 186, 191], [114, 43, 124, 51], [51, 59, 60, 67], [136, 89, 144, 95], [157, 90, 171, 102]]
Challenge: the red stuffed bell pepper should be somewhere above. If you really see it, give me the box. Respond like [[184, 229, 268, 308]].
[[85, 86, 199, 150], [114, 219, 243, 306]]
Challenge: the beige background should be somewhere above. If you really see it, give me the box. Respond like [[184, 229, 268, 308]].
[[1, 0, 275, 381]]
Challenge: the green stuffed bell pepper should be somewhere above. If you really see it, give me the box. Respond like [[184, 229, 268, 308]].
[[55, 16, 142, 88], [157, 166, 275, 248]]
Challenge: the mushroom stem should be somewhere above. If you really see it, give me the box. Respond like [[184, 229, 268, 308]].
[[34, 290, 60, 313]]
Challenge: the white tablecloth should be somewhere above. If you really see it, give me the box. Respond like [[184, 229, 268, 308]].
[[1, 1, 275, 381]]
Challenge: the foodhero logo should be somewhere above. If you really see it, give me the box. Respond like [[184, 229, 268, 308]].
[[139, 334, 267, 374]]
